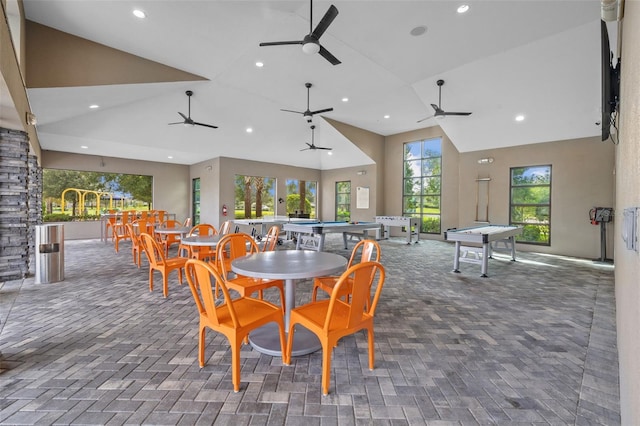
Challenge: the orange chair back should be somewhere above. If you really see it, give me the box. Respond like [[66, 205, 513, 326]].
[[189, 224, 217, 237], [261, 225, 280, 252], [156, 210, 167, 223], [186, 260, 233, 328], [161, 219, 180, 229], [218, 220, 233, 235], [140, 232, 166, 267], [216, 233, 259, 276], [348, 239, 381, 267]]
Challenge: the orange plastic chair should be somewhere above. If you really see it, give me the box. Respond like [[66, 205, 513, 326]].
[[126, 223, 143, 267], [311, 239, 381, 303], [261, 225, 280, 252], [112, 211, 132, 253], [180, 224, 217, 260], [139, 233, 188, 298], [285, 261, 386, 395], [156, 210, 167, 223], [218, 220, 233, 235], [158, 219, 182, 255], [215, 233, 286, 312], [184, 259, 286, 392], [105, 210, 118, 240]]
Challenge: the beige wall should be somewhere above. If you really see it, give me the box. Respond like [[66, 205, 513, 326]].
[[384, 126, 460, 238], [190, 157, 322, 227], [615, 2, 640, 423], [41, 151, 190, 221], [458, 137, 614, 259], [320, 164, 378, 222]]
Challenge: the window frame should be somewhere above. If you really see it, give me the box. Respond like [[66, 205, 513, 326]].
[[509, 164, 552, 246], [402, 138, 442, 234], [335, 181, 351, 221]]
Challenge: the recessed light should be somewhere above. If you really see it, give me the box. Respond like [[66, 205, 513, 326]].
[[515, 114, 525, 122], [410, 26, 427, 36], [327, 151, 333, 156], [168, 155, 173, 159], [89, 104, 99, 109], [384, 115, 390, 119], [457, 4, 470, 14], [342, 97, 349, 102], [80, 145, 88, 149], [255, 61, 264, 68], [133, 9, 146, 19], [246, 127, 253, 133]]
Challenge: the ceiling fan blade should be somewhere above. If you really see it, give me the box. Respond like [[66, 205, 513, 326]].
[[193, 122, 218, 129], [259, 40, 304, 47], [178, 112, 189, 120], [442, 111, 472, 116], [430, 104, 442, 113], [315, 146, 332, 150], [417, 115, 434, 123], [309, 107, 333, 115], [168, 122, 184, 125], [281, 109, 305, 114], [318, 45, 341, 65], [311, 5, 338, 40]]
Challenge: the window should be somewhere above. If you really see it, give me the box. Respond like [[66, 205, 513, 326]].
[[510, 165, 551, 245], [403, 138, 442, 234], [335, 181, 351, 221], [286, 179, 317, 218], [234, 175, 276, 219], [42, 169, 152, 220], [192, 178, 200, 225]]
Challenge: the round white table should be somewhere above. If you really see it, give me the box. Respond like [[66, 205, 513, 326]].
[[232, 250, 347, 357], [180, 235, 222, 247]]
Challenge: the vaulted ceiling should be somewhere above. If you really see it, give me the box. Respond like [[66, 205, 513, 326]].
[[20, 1, 605, 170]]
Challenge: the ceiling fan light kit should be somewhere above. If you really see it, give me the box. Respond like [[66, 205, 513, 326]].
[[259, 0, 341, 65]]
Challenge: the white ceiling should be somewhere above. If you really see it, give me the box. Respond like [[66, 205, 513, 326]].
[[19, 0, 604, 170]]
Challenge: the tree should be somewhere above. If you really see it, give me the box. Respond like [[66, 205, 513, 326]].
[[117, 174, 152, 208]]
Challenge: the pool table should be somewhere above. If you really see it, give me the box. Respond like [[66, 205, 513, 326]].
[[282, 221, 383, 251]]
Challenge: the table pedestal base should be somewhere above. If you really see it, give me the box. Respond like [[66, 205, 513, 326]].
[[249, 323, 320, 357]]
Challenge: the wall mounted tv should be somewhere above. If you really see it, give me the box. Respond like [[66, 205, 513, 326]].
[[601, 20, 620, 142]]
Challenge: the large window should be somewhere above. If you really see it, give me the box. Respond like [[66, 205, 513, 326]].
[[403, 138, 442, 234], [192, 178, 200, 225], [234, 175, 276, 219], [286, 179, 317, 218], [510, 165, 551, 245], [335, 181, 351, 221], [42, 169, 152, 220]]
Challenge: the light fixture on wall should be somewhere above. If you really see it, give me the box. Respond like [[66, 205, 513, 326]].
[[477, 157, 494, 164], [26, 112, 37, 126]]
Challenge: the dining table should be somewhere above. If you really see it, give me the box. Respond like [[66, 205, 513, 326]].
[[231, 250, 348, 357], [179, 234, 222, 257]]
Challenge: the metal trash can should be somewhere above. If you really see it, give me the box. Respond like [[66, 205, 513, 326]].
[[35, 224, 64, 284]]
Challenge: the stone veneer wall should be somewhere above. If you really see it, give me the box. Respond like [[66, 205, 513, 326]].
[[0, 128, 39, 280]]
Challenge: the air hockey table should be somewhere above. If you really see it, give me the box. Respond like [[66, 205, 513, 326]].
[[444, 224, 523, 277], [282, 221, 383, 252]]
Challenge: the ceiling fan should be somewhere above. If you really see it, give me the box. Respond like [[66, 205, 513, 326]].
[[301, 125, 332, 151], [417, 79, 472, 123], [282, 82, 333, 123], [259, 0, 341, 65], [168, 90, 218, 129]]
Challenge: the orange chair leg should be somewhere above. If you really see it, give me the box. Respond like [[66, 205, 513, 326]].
[[199, 325, 206, 368], [367, 327, 375, 370], [149, 269, 154, 292], [162, 272, 169, 298], [231, 338, 241, 392], [285, 325, 295, 365], [321, 342, 332, 396]]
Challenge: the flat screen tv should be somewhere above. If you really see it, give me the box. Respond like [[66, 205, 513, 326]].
[[601, 20, 620, 142]]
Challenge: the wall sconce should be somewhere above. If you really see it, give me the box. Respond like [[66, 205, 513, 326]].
[[278, 197, 284, 204], [477, 157, 494, 164], [206, 165, 213, 171], [26, 112, 37, 126], [356, 170, 367, 175]]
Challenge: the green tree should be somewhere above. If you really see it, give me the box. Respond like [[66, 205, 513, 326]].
[[117, 174, 152, 208]]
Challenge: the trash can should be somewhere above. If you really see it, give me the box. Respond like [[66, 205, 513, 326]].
[[35, 224, 64, 284]]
